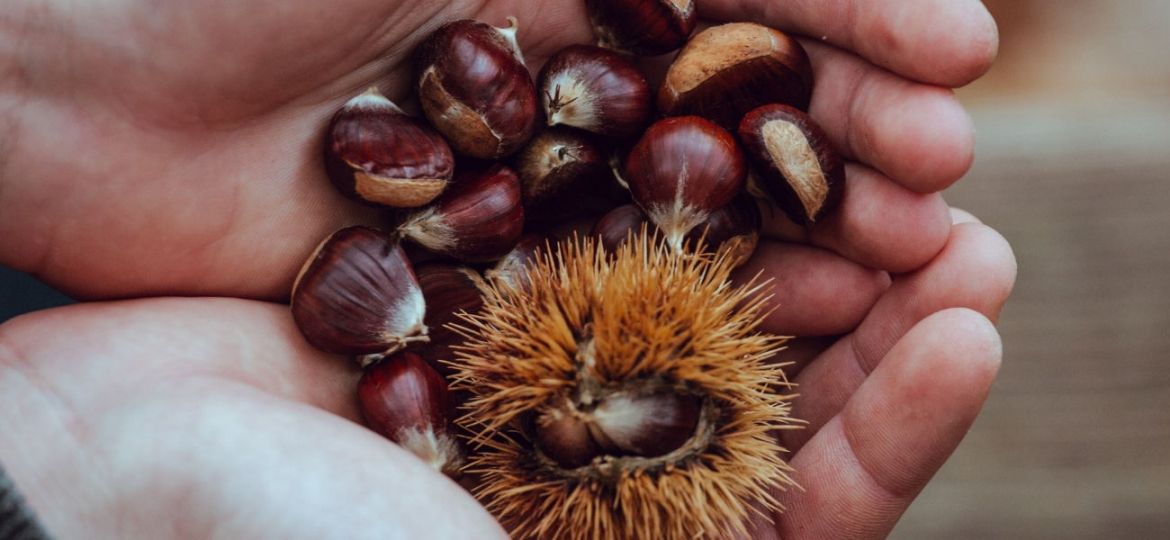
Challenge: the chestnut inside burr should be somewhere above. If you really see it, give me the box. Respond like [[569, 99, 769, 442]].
[[530, 376, 714, 474]]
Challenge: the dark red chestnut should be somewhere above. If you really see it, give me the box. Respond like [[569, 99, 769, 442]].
[[738, 104, 844, 225], [585, 0, 696, 56], [416, 18, 539, 158], [624, 116, 747, 250], [358, 351, 462, 476], [659, 23, 813, 130], [588, 390, 702, 457], [398, 163, 525, 262], [324, 88, 454, 208], [534, 407, 603, 469], [484, 233, 545, 291], [591, 204, 653, 252], [514, 127, 609, 218], [539, 44, 651, 138], [685, 194, 761, 267], [291, 227, 427, 356], [414, 264, 486, 375]]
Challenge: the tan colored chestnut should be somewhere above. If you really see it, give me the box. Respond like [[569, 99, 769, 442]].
[[659, 23, 813, 130], [358, 351, 463, 476], [738, 103, 844, 225], [290, 226, 427, 356]]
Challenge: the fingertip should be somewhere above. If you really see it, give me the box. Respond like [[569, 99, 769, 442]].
[[882, 87, 977, 192], [950, 223, 1018, 319], [876, 0, 1000, 86]]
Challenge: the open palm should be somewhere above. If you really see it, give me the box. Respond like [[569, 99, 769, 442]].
[[0, 0, 1013, 538]]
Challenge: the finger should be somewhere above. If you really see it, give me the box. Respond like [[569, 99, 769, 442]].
[[760, 164, 953, 273], [803, 40, 978, 193], [767, 308, 1002, 539], [733, 241, 889, 337], [698, 0, 999, 87], [785, 222, 1016, 450]]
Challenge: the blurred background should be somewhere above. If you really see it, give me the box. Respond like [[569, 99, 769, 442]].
[[895, 0, 1170, 538], [2, 0, 1168, 538]]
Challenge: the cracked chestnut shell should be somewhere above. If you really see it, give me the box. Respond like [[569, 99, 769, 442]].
[[324, 88, 454, 208], [416, 18, 539, 158], [586, 0, 696, 56], [738, 103, 844, 225], [291, 226, 426, 356], [539, 44, 651, 138], [659, 23, 813, 130]]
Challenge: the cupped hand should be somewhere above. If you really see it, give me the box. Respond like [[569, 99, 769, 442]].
[[0, 0, 1011, 538]]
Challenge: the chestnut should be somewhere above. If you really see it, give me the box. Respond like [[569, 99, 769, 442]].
[[624, 116, 747, 250], [685, 194, 761, 267], [514, 127, 609, 219], [588, 390, 702, 457], [358, 351, 463, 476], [531, 389, 703, 467], [324, 88, 454, 208], [591, 203, 652, 252], [291, 226, 427, 356], [738, 104, 844, 225], [398, 163, 525, 262], [484, 233, 545, 291], [416, 17, 539, 159], [659, 23, 813, 130], [539, 44, 651, 138], [585, 0, 696, 56], [414, 264, 486, 375]]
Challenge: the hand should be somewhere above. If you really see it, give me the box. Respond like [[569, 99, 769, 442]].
[[0, 0, 1012, 538]]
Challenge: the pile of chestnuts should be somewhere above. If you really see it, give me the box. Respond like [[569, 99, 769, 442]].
[[290, 1, 845, 536]]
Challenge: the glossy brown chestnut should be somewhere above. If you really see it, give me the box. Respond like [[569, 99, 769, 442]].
[[514, 127, 608, 218], [534, 408, 603, 469], [414, 264, 486, 375], [659, 23, 814, 130], [539, 44, 651, 138], [416, 17, 539, 158], [591, 203, 653, 252], [484, 233, 545, 291], [531, 389, 703, 467], [585, 0, 696, 56], [324, 88, 454, 208], [358, 351, 462, 476], [624, 116, 747, 250], [738, 104, 844, 225], [588, 390, 702, 457], [291, 226, 427, 356], [398, 163, 525, 262], [685, 194, 761, 267]]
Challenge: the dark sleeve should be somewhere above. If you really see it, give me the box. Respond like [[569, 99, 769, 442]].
[[0, 463, 51, 540]]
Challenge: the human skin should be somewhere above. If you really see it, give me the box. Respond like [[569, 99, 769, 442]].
[[0, 0, 1012, 538]]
